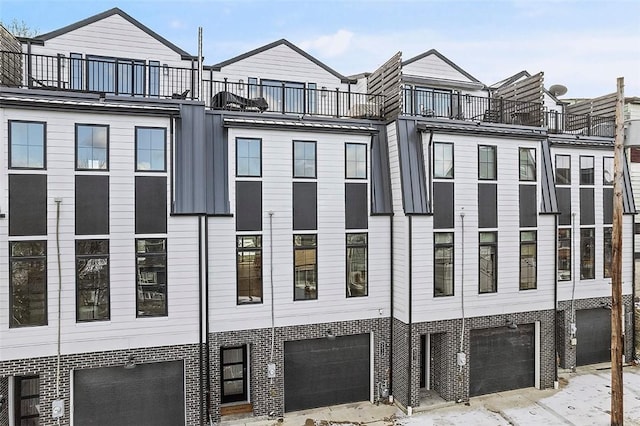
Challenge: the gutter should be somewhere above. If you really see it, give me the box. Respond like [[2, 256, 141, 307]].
[[407, 216, 413, 412]]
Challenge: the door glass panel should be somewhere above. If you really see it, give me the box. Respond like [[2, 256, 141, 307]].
[[223, 380, 244, 396], [222, 348, 243, 364], [223, 364, 244, 380]]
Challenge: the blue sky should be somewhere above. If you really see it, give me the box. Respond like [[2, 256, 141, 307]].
[[2, 0, 639, 98]]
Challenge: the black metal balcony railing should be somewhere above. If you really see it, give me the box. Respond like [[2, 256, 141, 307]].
[[544, 111, 615, 137]]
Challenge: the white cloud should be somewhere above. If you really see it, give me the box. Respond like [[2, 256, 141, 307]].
[[169, 19, 185, 29], [299, 29, 355, 58]]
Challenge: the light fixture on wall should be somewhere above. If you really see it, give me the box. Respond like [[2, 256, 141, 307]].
[[326, 329, 336, 340], [124, 354, 137, 369], [321, 86, 328, 98], [238, 79, 244, 91], [162, 64, 169, 76], [505, 319, 518, 330]]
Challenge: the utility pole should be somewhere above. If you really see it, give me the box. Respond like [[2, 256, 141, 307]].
[[611, 77, 625, 426]]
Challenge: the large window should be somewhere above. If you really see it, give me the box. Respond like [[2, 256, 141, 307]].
[[261, 79, 305, 113], [404, 86, 451, 117], [555, 154, 571, 185], [558, 229, 572, 281], [434, 233, 454, 296], [604, 227, 612, 278], [519, 231, 537, 290], [76, 240, 110, 321], [434, 142, 454, 179], [479, 232, 497, 293], [237, 236, 262, 304], [236, 138, 261, 177], [603, 157, 614, 185], [519, 148, 536, 181], [9, 241, 47, 327], [580, 156, 594, 185], [136, 239, 167, 317], [136, 127, 166, 171], [478, 145, 496, 180], [580, 228, 595, 279], [9, 121, 45, 169], [345, 143, 367, 179], [294, 235, 317, 300], [76, 124, 108, 170], [87, 55, 145, 95], [293, 141, 316, 178], [346, 233, 368, 297]]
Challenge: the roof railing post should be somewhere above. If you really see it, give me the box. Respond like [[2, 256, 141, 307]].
[[335, 88, 340, 117]]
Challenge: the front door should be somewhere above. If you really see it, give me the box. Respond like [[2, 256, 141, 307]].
[[221, 346, 248, 403], [14, 376, 40, 426]]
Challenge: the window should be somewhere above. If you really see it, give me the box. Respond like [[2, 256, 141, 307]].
[[149, 61, 160, 97], [248, 77, 258, 98], [261, 79, 305, 113], [345, 143, 367, 179], [237, 236, 262, 304], [603, 157, 614, 185], [519, 231, 537, 290], [87, 55, 145, 95], [76, 240, 110, 321], [294, 235, 317, 300], [434, 233, 454, 296], [519, 148, 536, 181], [236, 138, 261, 177], [604, 227, 612, 278], [478, 145, 496, 180], [347, 233, 368, 297], [70, 52, 83, 90], [293, 141, 316, 178], [558, 229, 571, 281], [9, 121, 45, 169], [404, 86, 451, 117], [434, 142, 454, 179], [580, 228, 595, 279], [580, 156, 594, 185], [221, 346, 247, 403], [15, 376, 40, 425], [9, 241, 47, 327], [136, 127, 166, 171], [76, 124, 108, 170], [555, 154, 571, 185], [136, 239, 167, 317], [307, 82, 317, 114], [479, 232, 497, 293]]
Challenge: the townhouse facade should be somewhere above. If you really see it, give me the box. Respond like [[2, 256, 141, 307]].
[[0, 8, 635, 426]]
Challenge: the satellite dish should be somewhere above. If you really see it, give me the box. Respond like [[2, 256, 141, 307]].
[[549, 84, 568, 97]]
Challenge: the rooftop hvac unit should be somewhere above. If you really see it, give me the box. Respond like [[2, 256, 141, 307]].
[[625, 120, 640, 146]]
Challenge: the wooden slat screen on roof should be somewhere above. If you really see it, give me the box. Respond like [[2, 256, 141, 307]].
[[492, 72, 545, 126], [566, 93, 617, 118], [0, 26, 23, 87], [367, 52, 402, 120]]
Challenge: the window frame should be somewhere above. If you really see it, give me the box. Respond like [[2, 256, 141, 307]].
[[293, 234, 318, 301], [75, 123, 109, 171], [557, 228, 572, 281], [9, 241, 48, 328], [345, 232, 369, 298], [9, 120, 47, 170], [580, 155, 594, 185], [478, 232, 497, 294], [345, 142, 368, 179], [555, 154, 571, 185], [135, 126, 167, 172], [434, 142, 454, 179], [75, 239, 110, 322], [236, 235, 263, 305], [519, 230, 537, 290], [519, 147, 536, 181], [434, 232, 454, 297], [580, 227, 595, 280], [292, 140, 317, 179], [235, 137, 262, 177], [478, 145, 497, 180], [135, 238, 168, 317]]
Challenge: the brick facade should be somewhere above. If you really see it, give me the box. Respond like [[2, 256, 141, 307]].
[[0, 344, 201, 426], [0, 376, 8, 426], [557, 295, 634, 369], [209, 317, 390, 422]]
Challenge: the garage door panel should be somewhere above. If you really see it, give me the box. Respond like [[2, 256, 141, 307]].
[[470, 324, 535, 397], [285, 334, 370, 412], [576, 309, 611, 366]]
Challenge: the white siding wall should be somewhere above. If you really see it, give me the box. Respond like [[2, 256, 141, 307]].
[[412, 133, 555, 324], [552, 147, 634, 301], [209, 127, 390, 332], [402, 54, 475, 83], [0, 108, 199, 362]]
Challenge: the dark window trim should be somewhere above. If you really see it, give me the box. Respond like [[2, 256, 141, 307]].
[[477, 144, 497, 181], [344, 142, 368, 180], [434, 232, 454, 297], [220, 345, 248, 403], [519, 230, 537, 290], [580, 227, 596, 280], [75, 239, 111, 322], [434, 141, 454, 180], [478, 231, 497, 294], [8, 120, 47, 170], [519, 147, 536, 182], [135, 126, 167, 172], [346, 232, 368, 298], [135, 238, 168, 318], [292, 140, 317, 179], [579, 155, 595, 186], [557, 228, 572, 282], [555, 154, 571, 185], [235, 137, 262, 178], [75, 123, 110, 171], [9, 241, 48, 328], [85, 54, 147, 96], [14, 375, 40, 424], [236, 235, 263, 305], [293, 234, 318, 301]]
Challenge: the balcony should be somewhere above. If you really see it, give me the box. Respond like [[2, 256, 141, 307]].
[[0, 51, 385, 119]]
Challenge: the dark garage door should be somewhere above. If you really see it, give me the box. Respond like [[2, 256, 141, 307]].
[[74, 360, 185, 426], [577, 308, 611, 366], [284, 334, 370, 412], [470, 324, 535, 397]]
